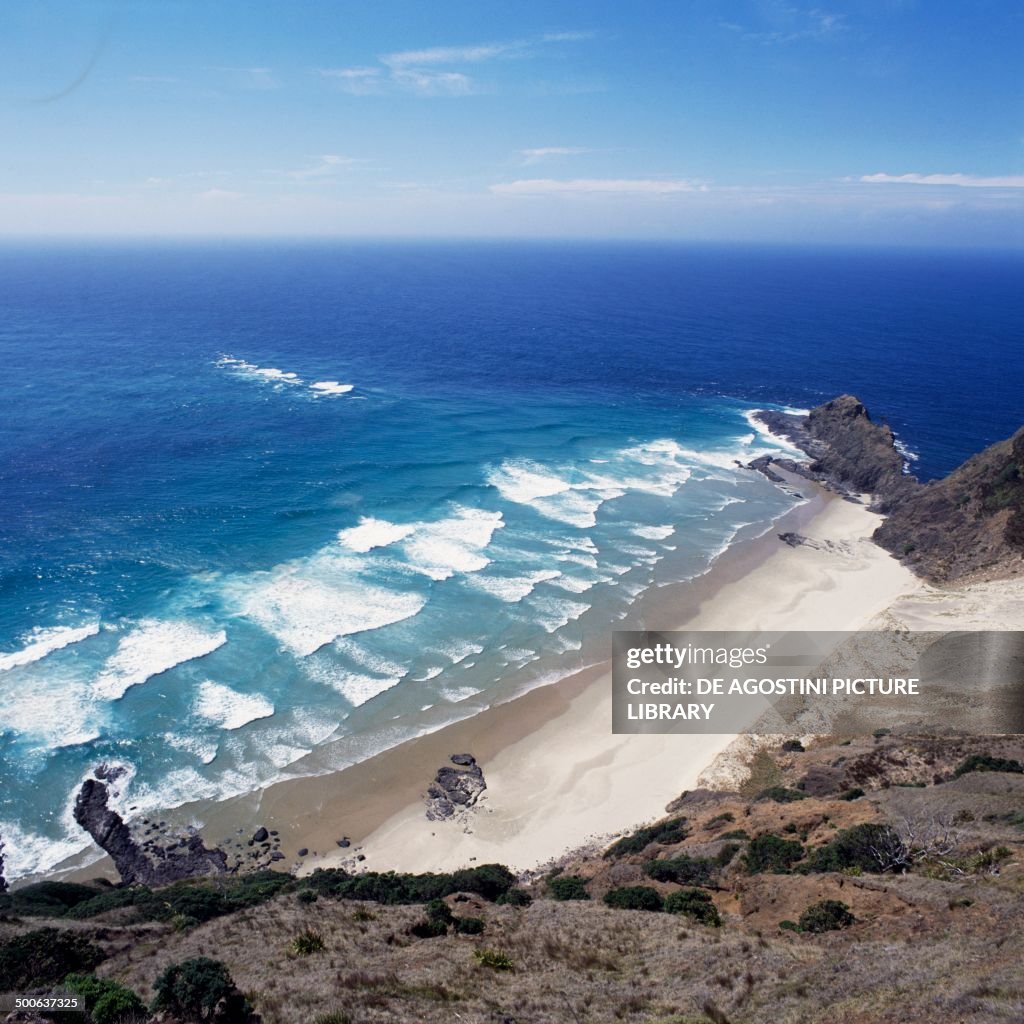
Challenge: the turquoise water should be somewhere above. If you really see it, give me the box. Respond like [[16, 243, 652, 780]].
[[1, 242, 1021, 879]]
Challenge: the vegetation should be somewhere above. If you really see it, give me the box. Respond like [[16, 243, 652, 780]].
[[803, 823, 904, 874], [152, 956, 254, 1023], [756, 786, 808, 804], [547, 875, 590, 901], [744, 835, 805, 874], [453, 915, 485, 935], [0, 928, 105, 990], [644, 844, 737, 886], [473, 949, 514, 970], [798, 899, 856, 933], [604, 817, 689, 858], [65, 973, 147, 1024], [304, 863, 515, 903], [290, 929, 326, 956], [603, 886, 664, 912], [953, 754, 1024, 777], [838, 787, 865, 801], [664, 888, 721, 927], [495, 887, 532, 907]]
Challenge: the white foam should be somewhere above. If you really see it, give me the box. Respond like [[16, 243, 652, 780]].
[[308, 663, 402, 707], [231, 570, 425, 657], [444, 686, 483, 702], [310, 380, 354, 395], [337, 517, 416, 552], [468, 569, 562, 603], [163, 731, 220, 765], [412, 666, 444, 682], [431, 640, 484, 665], [742, 409, 807, 457], [631, 525, 675, 540], [0, 622, 100, 673], [92, 620, 227, 700], [401, 507, 504, 581], [194, 680, 274, 730], [0, 819, 93, 883], [1, 671, 102, 749], [893, 435, 920, 473], [527, 594, 590, 633]]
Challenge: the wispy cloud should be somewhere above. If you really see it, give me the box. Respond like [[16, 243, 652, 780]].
[[284, 155, 363, 181], [860, 172, 1024, 188], [208, 66, 279, 90], [199, 188, 243, 201], [491, 178, 703, 195], [722, 7, 845, 45], [520, 146, 593, 164], [315, 67, 382, 95], [318, 31, 591, 98]]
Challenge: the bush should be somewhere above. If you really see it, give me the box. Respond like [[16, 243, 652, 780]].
[[803, 823, 903, 874], [644, 854, 716, 886], [297, 888, 318, 904], [65, 974, 147, 1024], [720, 829, 750, 841], [152, 956, 253, 1024], [547, 875, 590, 901], [410, 918, 449, 939], [778, 919, 799, 932], [756, 786, 807, 804], [0, 880, 106, 917], [305, 863, 515, 904], [604, 817, 688, 858], [798, 899, 855, 933], [473, 949, 513, 970], [454, 916, 485, 935], [954, 754, 1024, 777], [603, 886, 664, 912], [838, 787, 865, 801], [744, 835, 805, 874], [781, 739, 805, 752], [495, 887, 532, 907], [291, 929, 326, 955], [0, 928, 105, 990], [705, 812, 735, 829], [664, 888, 720, 926]]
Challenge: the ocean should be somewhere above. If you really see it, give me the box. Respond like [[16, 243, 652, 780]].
[[1, 241, 1021, 880]]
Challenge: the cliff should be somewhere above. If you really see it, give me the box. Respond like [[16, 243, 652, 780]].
[[753, 396, 1024, 582]]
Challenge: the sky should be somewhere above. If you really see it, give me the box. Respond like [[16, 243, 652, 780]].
[[1, 0, 1022, 244]]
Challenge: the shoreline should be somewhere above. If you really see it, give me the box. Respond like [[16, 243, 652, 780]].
[[51, 473, 922, 886]]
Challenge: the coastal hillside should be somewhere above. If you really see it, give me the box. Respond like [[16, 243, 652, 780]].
[[756, 396, 1024, 582], [2, 733, 1022, 1024]]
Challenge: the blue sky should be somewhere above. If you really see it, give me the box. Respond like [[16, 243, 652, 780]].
[[2, 0, 1022, 243]]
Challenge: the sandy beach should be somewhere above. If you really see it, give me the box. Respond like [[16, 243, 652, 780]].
[[58, 478, 935, 885]]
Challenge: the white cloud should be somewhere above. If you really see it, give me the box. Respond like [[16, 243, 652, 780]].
[[541, 31, 596, 43], [520, 146, 592, 164], [315, 67, 382, 95], [390, 69, 473, 96], [381, 42, 524, 67], [491, 178, 702, 195], [285, 155, 362, 181], [860, 172, 1024, 188]]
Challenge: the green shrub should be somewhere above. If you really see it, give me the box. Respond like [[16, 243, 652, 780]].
[[0, 880, 106, 917], [604, 817, 688, 858], [954, 754, 1024, 777], [305, 863, 515, 904], [297, 888, 318, 904], [838, 787, 865, 801], [410, 918, 449, 939], [778, 919, 799, 932], [720, 829, 750, 841], [313, 1014, 352, 1024], [495, 887, 532, 907], [705, 812, 735, 829], [152, 956, 253, 1024], [454, 916, 485, 935], [474, 949, 514, 970], [803, 823, 903, 874], [603, 886, 664, 912], [756, 786, 807, 804], [798, 899, 855, 933], [644, 854, 716, 886], [0, 928, 105, 990], [65, 974, 147, 1024], [663, 888, 720, 926], [547, 875, 590, 901], [744, 835, 805, 874], [426, 899, 453, 925], [291, 929, 326, 955]]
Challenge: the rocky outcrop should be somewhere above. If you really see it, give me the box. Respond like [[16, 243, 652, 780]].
[[426, 754, 487, 820], [754, 395, 912, 502], [752, 396, 1024, 582], [0, 832, 7, 894], [73, 779, 227, 886]]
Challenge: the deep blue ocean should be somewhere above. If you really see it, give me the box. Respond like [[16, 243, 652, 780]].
[[1, 242, 1021, 879]]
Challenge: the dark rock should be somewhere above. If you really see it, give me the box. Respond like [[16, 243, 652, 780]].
[[0, 832, 7, 894], [73, 778, 227, 886], [338, 838, 350, 848], [270, 851, 285, 861], [253, 827, 269, 843], [747, 455, 785, 483], [297, 848, 308, 857], [356, 854, 366, 862], [94, 762, 128, 784], [450, 753, 477, 766], [778, 532, 809, 547], [426, 760, 487, 820]]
